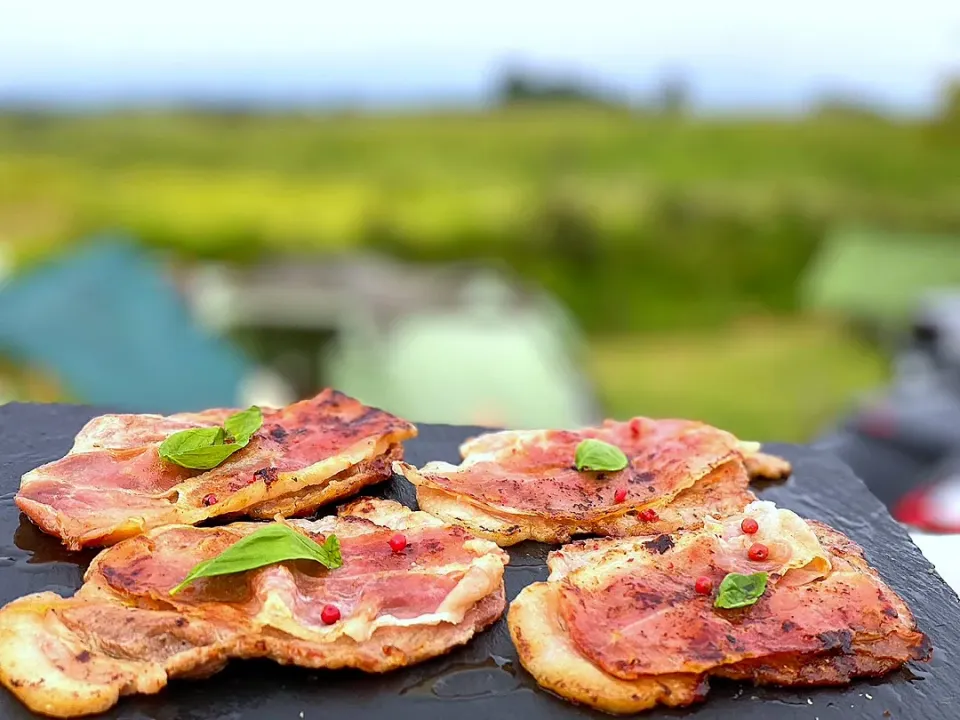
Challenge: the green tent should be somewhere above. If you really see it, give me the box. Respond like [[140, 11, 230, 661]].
[[802, 228, 960, 324]]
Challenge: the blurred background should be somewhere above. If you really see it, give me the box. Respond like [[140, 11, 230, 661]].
[[1, 2, 959, 531]]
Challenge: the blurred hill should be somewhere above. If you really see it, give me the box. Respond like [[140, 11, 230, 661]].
[[2, 106, 956, 333], [0, 99, 957, 438]]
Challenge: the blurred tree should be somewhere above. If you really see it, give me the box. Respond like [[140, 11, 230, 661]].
[[495, 65, 616, 106], [938, 77, 960, 125], [652, 69, 690, 116], [536, 194, 600, 269], [925, 75, 960, 148], [810, 93, 884, 120], [498, 69, 536, 103]]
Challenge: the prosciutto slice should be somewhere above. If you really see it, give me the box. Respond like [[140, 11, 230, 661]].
[[16, 390, 417, 549], [0, 499, 509, 718], [396, 418, 790, 545], [508, 503, 929, 714]]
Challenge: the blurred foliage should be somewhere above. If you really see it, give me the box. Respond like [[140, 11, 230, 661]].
[[591, 318, 888, 441], [1, 107, 958, 335], [803, 229, 960, 325], [496, 68, 619, 106], [0, 355, 66, 404], [1, 105, 957, 437]]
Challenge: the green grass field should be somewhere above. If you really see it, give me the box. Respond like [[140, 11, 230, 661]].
[[590, 319, 888, 441], [0, 319, 885, 441], [1, 108, 957, 264]]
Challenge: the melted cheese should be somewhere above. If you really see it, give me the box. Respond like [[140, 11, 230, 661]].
[[255, 506, 507, 644], [550, 501, 831, 592], [705, 500, 831, 584], [254, 554, 505, 643]]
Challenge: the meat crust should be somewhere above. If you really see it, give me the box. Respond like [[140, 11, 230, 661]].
[[411, 459, 756, 545], [508, 583, 709, 714], [242, 444, 403, 520], [396, 419, 788, 546], [16, 390, 417, 549], [508, 508, 929, 714], [0, 499, 509, 718]]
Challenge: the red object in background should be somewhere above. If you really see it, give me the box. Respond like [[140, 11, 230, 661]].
[[894, 478, 960, 533], [857, 404, 897, 439]]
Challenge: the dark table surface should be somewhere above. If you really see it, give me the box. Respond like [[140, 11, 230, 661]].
[[1, 403, 958, 720]]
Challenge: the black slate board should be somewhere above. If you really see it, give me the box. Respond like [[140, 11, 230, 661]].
[[1, 403, 958, 720]]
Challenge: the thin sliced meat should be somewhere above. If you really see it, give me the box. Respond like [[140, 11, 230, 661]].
[[509, 504, 929, 714], [16, 390, 417, 549], [406, 420, 746, 519], [508, 583, 709, 716], [0, 499, 509, 718], [414, 458, 757, 546], [68, 409, 236, 453], [397, 417, 788, 545], [242, 444, 402, 520], [559, 523, 924, 679]]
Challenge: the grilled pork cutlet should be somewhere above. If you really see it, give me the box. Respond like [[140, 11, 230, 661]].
[[0, 499, 509, 718], [17, 390, 417, 549], [508, 501, 930, 714], [395, 418, 789, 546]]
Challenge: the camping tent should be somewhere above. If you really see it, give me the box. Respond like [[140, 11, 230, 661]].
[[0, 238, 251, 412], [802, 228, 960, 325]]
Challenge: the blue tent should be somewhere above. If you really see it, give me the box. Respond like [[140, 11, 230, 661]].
[[0, 238, 251, 412]]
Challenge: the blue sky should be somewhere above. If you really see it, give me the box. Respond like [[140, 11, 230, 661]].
[[1, 1, 958, 111]]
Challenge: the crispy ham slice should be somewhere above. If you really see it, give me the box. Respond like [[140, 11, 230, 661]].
[[0, 499, 509, 718], [16, 390, 417, 549], [395, 418, 790, 546], [509, 504, 929, 714]]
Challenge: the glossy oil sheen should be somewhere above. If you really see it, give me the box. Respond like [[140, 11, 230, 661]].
[[0, 403, 957, 720]]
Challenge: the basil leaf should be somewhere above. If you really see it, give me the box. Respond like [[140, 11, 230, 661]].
[[158, 426, 230, 469], [714, 572, 769, 609], [170, 525, 342, 595], [159, 406, 263, 470], [575, 439, 629, 472], [223, 406, 262, 442], [161, 441, 246, 470]]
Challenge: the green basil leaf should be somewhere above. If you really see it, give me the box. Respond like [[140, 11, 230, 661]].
[[223, 406, 263, 442], [161, 441, 246, 470], [714, 572, 769, 609], [161, 426, 225, 454], [159, 406, 264, 470], [158, 426, 229, 469], [170, 525, 342, 595], [575, 438, 629, 472]]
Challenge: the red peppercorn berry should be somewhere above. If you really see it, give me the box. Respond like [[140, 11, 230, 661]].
[[202, 494, 217, 506], [320, 604, 341, 625], [694, 576, 713, 595], [614, 487, 628, 503], [748, 542, 769, 561], [638, 508, 659, 522], [389, 533, 407, 553], [741, 517, 759, 534]]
